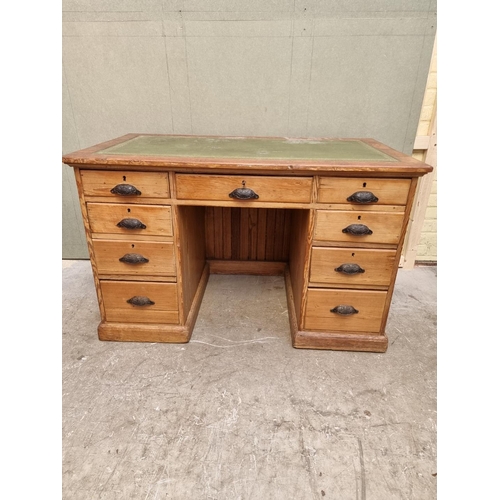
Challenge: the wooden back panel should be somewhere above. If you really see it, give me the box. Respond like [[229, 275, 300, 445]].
[[205, 207, 292, 262]]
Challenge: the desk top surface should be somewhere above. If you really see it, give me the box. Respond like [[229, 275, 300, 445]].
[[96, 135, 396, 162], [63, 134, 432, 176]]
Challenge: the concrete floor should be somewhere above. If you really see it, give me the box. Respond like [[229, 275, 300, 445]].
[[62, 261, 437, 500]]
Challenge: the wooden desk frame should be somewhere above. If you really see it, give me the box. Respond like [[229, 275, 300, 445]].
[[64, 134, 432, 352]]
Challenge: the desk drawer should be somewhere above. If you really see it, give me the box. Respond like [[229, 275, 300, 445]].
[[87, 203, 172, 237], [318, 177, 411, 206], [304, 289, 387, 333], [93, 240, 176, 277], [309, 247, 396, 286], [314, 210, 404, 245], [176, 174, 312, 204], [101, 281, 179, 324], [81, 170, 170, 199]]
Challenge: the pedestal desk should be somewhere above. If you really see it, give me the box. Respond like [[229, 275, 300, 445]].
[[63, 134, 433, 352]]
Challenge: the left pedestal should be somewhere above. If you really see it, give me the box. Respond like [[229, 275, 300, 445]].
[[73, 168, 208, 343]]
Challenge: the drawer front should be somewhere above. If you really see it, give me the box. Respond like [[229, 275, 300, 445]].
[[80, 170, 170, 199], [314, 210, 404, 245], [101, 281, 179, 324], [87, 203, 173, 237], [93, 240, 176, 276], [318, 177, 411, 206], [309, 247, 396, 286], [304, 289, 387, 333], [176, 174, 313, 204]]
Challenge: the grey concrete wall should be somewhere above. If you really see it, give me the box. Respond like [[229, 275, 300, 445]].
[[62, 0, 437, 258]]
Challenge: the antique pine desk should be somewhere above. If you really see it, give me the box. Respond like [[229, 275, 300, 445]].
[[63, 134, 433, 352]]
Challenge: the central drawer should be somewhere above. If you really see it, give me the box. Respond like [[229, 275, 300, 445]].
[[101, 281, 179, 324], [176, 174, 313, 204]]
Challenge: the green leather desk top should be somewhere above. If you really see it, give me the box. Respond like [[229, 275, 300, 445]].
[[96, 135, 397, 162], [63, 134, 433, 176]]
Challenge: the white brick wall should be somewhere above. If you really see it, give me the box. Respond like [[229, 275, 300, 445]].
[[412, 40, 437, 262]]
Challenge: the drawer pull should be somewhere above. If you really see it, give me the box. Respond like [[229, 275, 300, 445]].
[[335, 263, 365, 274], [119, 253, 149, 264], [342, 223, 373, 236], [116, 218, 147, 230], [347, 191, 379, 204], [330, 305, 359, 315], [229, 180, 259, 200], [110, 184, 142, 196], [127, 296, 155, 306]]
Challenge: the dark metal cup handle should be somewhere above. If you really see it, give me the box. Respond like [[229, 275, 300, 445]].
[[116, 218, 147, 230], [346, 191, 379, 203], [127, 296, 155, 306], [110, 184, 142, 196], [342, 224, 373, 235], [330, 305, 359, 315], [119, 253, 149, 264], [335, 263, 365, 274], [229, 180, 259, 200]]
